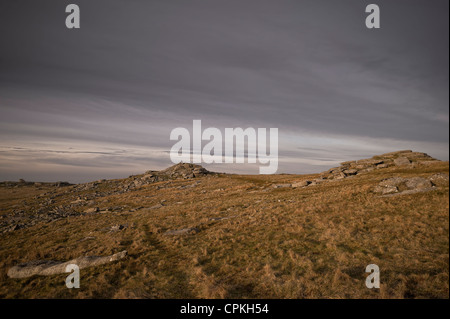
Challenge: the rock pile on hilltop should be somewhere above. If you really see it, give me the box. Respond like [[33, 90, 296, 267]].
[[271, 150, 446, 190], [123, 163, 212, 191], [137, 163, 210, 182], [158, 163, 210, 179], [320, 150, 439, 181]]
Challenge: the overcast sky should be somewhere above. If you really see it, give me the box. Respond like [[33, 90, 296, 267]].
[[0, 0, 448, 182]]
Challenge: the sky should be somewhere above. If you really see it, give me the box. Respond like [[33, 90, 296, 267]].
[[0, 0, 448, 183]]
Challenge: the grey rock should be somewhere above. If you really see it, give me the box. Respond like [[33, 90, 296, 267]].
[[292, 181, 311, 188], [272, 184, 292, 189], [405, 177, 432, 190], [343, 169, 358, 176], [84, 207, 99, 214], [374, 185, 398, 195], [429, 173, 449, 187], [379, 177, 407, 188], [7, 250, 127, 279], [394, 157, 411, 166], [110, 224, 126, 232]]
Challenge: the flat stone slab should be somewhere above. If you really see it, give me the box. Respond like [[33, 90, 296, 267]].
[[209, 215, 237, 221], [292, 181, 311, 188], [394, 157, 411, 166], [7, 250, 128, 279], [380, 187, 436, 198]]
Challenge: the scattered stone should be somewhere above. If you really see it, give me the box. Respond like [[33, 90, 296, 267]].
[[209, 216, 236, 221], [84, 207, 99, 214], [378, 177, 407, 188], [429, 173, 449, 187], [178, 183, 199, 190], [7, 250, 128, 278], [292, 181, 311, 188], [272, 184, 292, 189], [374, 185, 398, 195], [133, 180, 143, 188], [374, 175, 443, 196], [405, 177, 432, 190], [308, 180, 321, 186], [343, 169, 358, 176], [110, 224, 127, 232]]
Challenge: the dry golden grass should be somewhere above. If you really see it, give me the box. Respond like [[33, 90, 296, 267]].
[[0, 161, 448, 299]]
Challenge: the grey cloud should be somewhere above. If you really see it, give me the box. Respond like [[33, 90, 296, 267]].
[[0, 0, 448, 182]]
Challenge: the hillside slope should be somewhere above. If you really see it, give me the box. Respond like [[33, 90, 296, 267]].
[[0, 151, 448, 298]]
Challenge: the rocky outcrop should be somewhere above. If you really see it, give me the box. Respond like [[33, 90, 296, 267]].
[[121, 164, 213, 191], [319, 150, 439, 181], [0, 164, 215, 234], [374, 174, 448, 197], [283, 150, 444, 189], [7, 250, 128, 279], [158, 163, 210, 179]]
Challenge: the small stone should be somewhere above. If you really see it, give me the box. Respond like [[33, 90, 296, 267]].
[[343, 169, 358, 176], [383, 186, 398, 194], [292, 181, 311, 188], [374, 185, 398, 195], [110, 224, 126, 232], [84, 207, 99, 214], [379, 177, 406, 188], [272, 184, 292, 189]]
